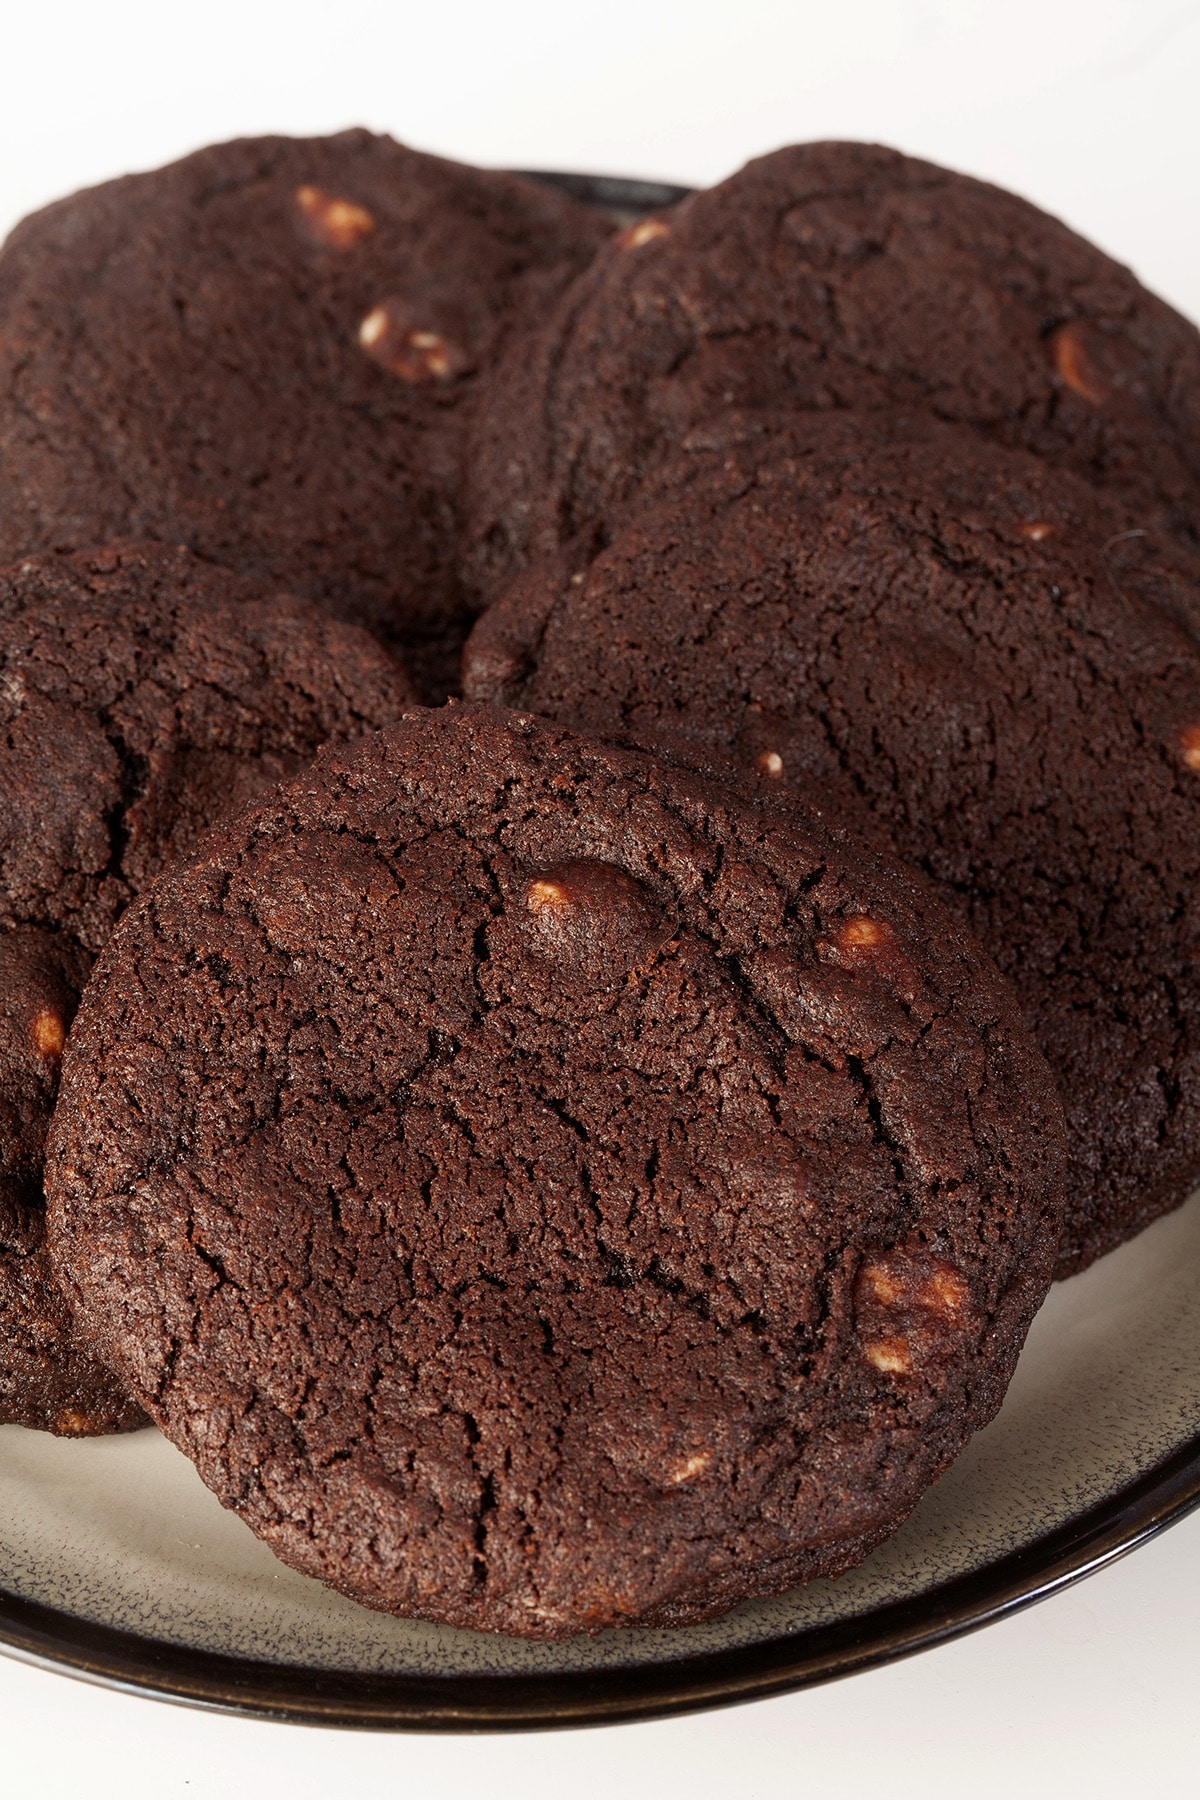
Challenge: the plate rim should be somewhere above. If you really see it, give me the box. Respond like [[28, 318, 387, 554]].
[[4, 166, 1198, 1733], [2, 1431, 1198, 1732], [512, 169, 693, 214]]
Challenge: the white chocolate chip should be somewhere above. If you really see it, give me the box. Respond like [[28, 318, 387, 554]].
[[358, 307, 389, 348], [668, 1450, 712, 1484], [526, 878, 571, 912], [837, 916, 888, 951], [621, 218, 671, 250], [31, 1007, 65, 1060], [295, 185, 376, 249], [1051, 322, 1109, 405], [865, 1338, 912, 1375], [358, 305, 466, 382], [920, 1266, 969, 1315]]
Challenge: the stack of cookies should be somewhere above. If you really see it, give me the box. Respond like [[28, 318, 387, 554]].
[[0, 132, 1196, 1640]]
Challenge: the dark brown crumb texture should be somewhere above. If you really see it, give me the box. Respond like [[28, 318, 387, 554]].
[[0, 538, 416, 1433], [0, 131, 612, 699], [0, 926, 144, 1433], [48, 706, 1065, 1635], [464, 141, 1200, 607], [464, 409, 1200, 1275]]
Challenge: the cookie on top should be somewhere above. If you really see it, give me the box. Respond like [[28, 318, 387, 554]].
[[48, 706, 1065, 1634]]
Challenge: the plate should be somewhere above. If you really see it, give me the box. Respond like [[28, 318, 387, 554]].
[[3, 1184, 1200, 1730], [2, 174, 1199, 1733]]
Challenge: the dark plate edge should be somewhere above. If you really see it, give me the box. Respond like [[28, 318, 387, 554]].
[[3, 167, 1197, 1731], [2, 1431, 1198, 1733], [513, 170, 694, 213]]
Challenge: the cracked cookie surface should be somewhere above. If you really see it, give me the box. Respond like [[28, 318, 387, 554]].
[[463, 409, 1200, 1275], [0, 131, 611, 699], [0, 539, 416, 1433], [464, 140, 1200, 606], [47, 706, 1065, 1635]]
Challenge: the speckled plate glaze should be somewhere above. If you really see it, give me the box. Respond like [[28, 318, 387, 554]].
[[1, 174, 1199, 1732], [2, 1180, 1199, 1729]]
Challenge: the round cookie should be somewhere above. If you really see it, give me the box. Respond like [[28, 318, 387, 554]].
[[47, 706, 1066, 1636], [464, 140, 1200, 606], [0, 538, 416, 1434], [0, 131, 611, 699], [463, 408, 1200, 1276]]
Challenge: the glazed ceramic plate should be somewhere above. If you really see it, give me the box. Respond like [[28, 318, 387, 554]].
[[2, 1182, 1200, 1730], [2, 174, 1199, 1732]]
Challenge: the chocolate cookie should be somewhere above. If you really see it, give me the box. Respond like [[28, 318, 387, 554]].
[[0, 926, 142, 1433], [0, 539, 416, 1433], [464, 408, 1200, 1275], [464, 141, 1200, 606], [0, 132, 611, 699], [47, 706, 1065, 1635]]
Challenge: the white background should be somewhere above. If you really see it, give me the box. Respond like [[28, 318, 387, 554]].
[[2, 0, 1199, 1791], [3, 0, 1200, 325]]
